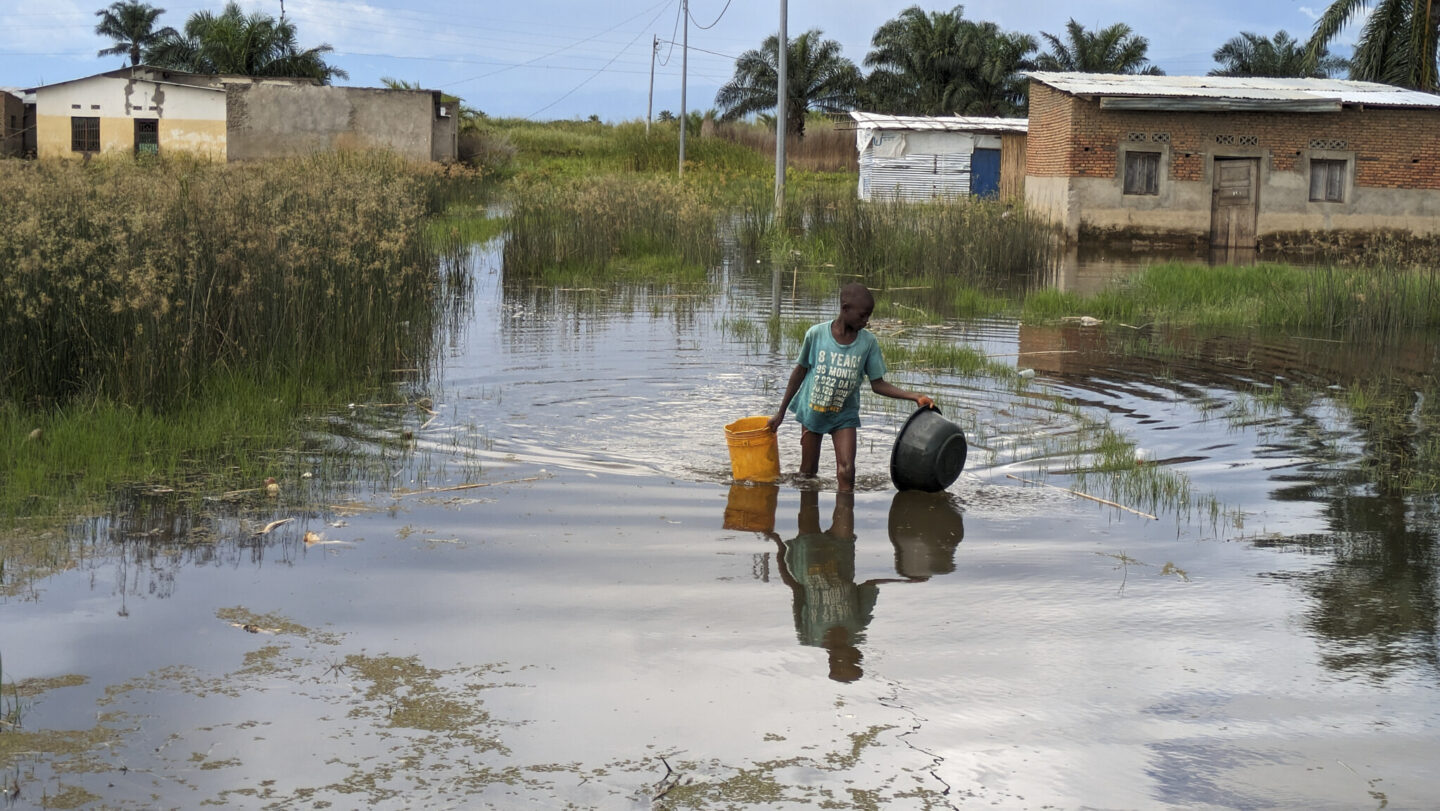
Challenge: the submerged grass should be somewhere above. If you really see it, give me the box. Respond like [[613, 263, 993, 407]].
[[0, 373, 374, 522], [1024, 261, 1440, 338], [1342, 378, 1440, 494]]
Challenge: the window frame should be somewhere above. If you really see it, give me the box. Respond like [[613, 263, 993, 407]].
[[1308, 157, 1348, 203], [71, 116, 100, 153], [1122, 150, 1162, 196]]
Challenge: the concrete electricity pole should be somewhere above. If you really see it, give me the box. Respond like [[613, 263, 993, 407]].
[[774, 0, 787, 220], [678, 0, 689, 176], [647, 35, 658, 136]]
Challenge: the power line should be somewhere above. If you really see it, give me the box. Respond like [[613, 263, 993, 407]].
[[440, 0, 672, 90], [527, 0, 675, 118], [688, 0, 734, 30]]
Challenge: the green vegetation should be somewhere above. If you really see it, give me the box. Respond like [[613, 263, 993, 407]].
[[715, 29, 861, 136], [1342, 378, 1440, 494], [862, 6, 1034, 116], [1023, 261, 1440, 336], [503, 174, 720, 284], [0, 151, 452, 409], [141, 0, 347, 83], [1034, 19, 1163, 75], [0, 374, 348, 521], [0, 151, 462, 520]]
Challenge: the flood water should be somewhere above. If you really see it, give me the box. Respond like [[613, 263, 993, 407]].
[[3, 241, 1439, 809]]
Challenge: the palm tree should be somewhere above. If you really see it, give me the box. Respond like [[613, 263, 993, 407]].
[[1306, 0, 1439, 90], [94, 1, 176, 66], [1211, 30, 1348, 77], [146, 1, 347, 83], [863, 6, 1035, 116], [1034, 19, 1164, 74], [952, 21, 1037, 115], [865, 5, 970, 115], [714, 29, 860, 137]]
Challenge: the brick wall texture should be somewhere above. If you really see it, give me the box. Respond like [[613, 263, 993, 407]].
[[1025, 82, 1440, 190]]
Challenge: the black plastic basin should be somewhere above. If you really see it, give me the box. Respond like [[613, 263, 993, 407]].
[[889, 406, 967, 492]]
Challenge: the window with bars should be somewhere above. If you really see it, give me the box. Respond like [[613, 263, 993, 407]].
[[1309, 158, 1346, 202], [71, 116, 99, 152], [1123, 151, 1160, 195]]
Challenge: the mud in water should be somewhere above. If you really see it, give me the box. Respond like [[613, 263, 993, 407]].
[[1, 241, 1438, 809]]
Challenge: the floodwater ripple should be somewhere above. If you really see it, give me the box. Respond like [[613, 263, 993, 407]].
[[1, 243, 1437, 808]]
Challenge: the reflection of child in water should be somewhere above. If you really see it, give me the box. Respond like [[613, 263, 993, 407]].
[[760, 490, 964, 682], [783, 492, 873, 682], [773, 492, 893, 682]]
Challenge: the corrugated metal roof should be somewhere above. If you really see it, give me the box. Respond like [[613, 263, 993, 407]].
[[1028, 71, 1440, 109], [848, 111, 1028, 133]]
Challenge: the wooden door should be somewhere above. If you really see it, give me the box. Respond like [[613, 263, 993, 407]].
[[1210, 158, 1258, 249]]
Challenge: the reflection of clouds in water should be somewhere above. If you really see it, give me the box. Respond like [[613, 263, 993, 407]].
[[1146, 740, 1283, 809]]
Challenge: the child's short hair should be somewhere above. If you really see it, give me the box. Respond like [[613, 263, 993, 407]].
[[840, 282, 873, 309]]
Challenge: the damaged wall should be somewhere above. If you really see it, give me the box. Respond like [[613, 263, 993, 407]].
[[226, 84, 455, 162]]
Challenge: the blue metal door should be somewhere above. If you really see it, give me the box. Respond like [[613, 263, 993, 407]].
[[970, 148, 1000, 198]]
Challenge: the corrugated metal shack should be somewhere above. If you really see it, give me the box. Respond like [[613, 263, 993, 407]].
[[849, 112, 1028, 202]]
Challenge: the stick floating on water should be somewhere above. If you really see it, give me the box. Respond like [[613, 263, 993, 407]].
[[1005, 473, 1157, 520]]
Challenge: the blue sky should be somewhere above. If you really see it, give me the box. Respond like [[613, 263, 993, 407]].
[[3, 0, 1355, 120]]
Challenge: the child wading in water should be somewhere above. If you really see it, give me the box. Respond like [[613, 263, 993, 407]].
[[767, 283, 934, 492]]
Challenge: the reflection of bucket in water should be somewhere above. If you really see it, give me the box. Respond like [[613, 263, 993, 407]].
[[724, 416, 780, 483], [887, 490, 965, 578], [723, 483, 779, 533]]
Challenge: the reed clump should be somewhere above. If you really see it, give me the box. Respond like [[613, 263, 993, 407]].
[[768, 190, 1055, 288], [503, 174, 721, 282], [0, 152, 449, 411]]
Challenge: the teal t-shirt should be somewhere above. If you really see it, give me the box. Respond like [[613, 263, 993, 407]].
[[788, 321, 887, 434]]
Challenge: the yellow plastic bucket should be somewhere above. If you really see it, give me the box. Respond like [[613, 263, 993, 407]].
[[723, 483, 779, 532], [724, 416, 780, 483]]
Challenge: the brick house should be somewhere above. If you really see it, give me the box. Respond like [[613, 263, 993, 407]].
[[1024, 72, 1440, 249]]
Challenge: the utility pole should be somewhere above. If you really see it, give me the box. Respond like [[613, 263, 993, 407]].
[[774, 0, 787, 220], [647, 35, 658, 136], [678, 0, 689, 176]]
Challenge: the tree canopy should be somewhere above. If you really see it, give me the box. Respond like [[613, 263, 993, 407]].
[[863, 5, 1034, 117], [145, 1, 347, 83], [1034, 19, 1163, 74], [1306, 0, 1439, 90], [1211, 30, 1347, 78], [714, 29, 860, 137], [95, 1, 176, 67]]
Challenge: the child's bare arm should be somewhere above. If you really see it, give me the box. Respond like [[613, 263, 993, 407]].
[[768, 364, 809, 431], [870, 378, 935, 409]]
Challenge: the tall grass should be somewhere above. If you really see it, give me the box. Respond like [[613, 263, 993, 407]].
[[777, 191, 1059, 288], [710, 118, 857, 172], [480, 118, 767, 178], [503, 174, 721, 282], [0, 152, 452, 411], [1023, 262, 1440, 337]]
